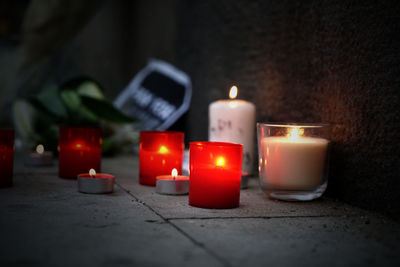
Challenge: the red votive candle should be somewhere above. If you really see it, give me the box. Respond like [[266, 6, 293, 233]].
[[0, 129, 14, 187], [59, 126, 102, 178], [189, 141, 243, 209], [139, 131, 184, 186]]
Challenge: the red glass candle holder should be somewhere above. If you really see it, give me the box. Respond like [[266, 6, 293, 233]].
[[139, 131, 184, 186], [0, 129, 14, 187], [189, 141, 243, 209], [58, 126, 102, 179]]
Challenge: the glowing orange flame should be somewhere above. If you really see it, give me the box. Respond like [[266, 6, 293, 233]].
[[216, 157, 225, 167], [75, 143, 83, 149], [287, 127, 304, 141], [158, 145, 168, 154]]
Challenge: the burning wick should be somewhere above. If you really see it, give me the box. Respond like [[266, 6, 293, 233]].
[[36, 144, 44, 155], [89, 168, 96, 178], [229, 85, 238, 99], [216, 157, 225, 167], [171, 168, 178, 180], [287, 127, 304, 141], [158, 145, 168, 154]]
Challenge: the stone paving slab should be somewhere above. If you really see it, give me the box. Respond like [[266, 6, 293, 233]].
[[2, 155, 399, 267], [103, 156, 366, 219], [0, 167, 222, 267], [172, 216, 400, 267]]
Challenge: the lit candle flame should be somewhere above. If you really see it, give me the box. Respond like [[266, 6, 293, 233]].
[[158, 145, 168, 154], [36, 144, 44, 155], [287, 127, 304, 141], [229, 86, 238, 99], [89, 168, 96, 177], [75, 143, 83, 149], [216, 157, 225, 167], [171, 168, 178, 179]]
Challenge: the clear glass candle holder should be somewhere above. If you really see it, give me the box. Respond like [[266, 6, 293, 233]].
[[257, 123, 330, 201]]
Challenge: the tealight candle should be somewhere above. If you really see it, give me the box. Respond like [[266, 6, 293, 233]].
[[139, 131, 184, 186], [209, 86, 256, 175], [58, 126, 102, 178], [257, 123, 330, 201], [156, 168, 189, 195], [0, 129, 14, 187], [189, 141, 243, 209], [77, 169, 115, 194], [25, 144, 53, 166]]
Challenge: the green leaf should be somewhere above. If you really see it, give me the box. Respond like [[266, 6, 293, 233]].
[[12, 100, 35, 140], [61, 76, 105, 94], [81, 96, 136, 123], [101, 138, 115, 156], [32, 122, 59, 154], [77, 81, 104, 99], [77, 105, 100, 123], [60, 90, 81, 112], [25, 97, 60, 120], [61, 76, 94, 90], [36, 86, 67, 118]]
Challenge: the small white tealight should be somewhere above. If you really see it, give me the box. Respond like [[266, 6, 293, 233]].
[[24, 144, 53, 166], [156, 168, 189, 195], [78, 169, 115, 194]]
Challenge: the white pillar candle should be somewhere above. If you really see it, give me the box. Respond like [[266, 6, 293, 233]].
[[209, 86, 256, 174], [261, 128, 329, 190]]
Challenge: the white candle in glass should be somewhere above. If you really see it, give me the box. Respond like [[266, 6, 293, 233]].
[[209, 86, 256, 174], [261, 127, 329, 190]]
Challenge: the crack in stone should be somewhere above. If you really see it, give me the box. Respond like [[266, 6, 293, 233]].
[[82, 222, 119, 229], [166, 214, 350, 221], [116, 183, 232, 267]]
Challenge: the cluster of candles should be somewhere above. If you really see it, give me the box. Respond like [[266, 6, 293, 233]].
[[139, 131, 243, 208], [0, 86, 330, 207]]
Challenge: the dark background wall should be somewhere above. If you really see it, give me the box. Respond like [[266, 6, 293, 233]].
[[175, 0, 400, 219], [0, 0, 179, 124], [0, 0, 399, 219]]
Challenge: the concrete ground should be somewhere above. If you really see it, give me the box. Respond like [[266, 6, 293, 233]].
[[1, 155, 399, 267]]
